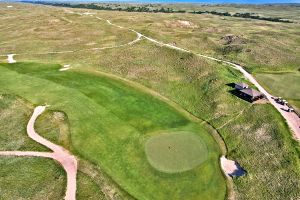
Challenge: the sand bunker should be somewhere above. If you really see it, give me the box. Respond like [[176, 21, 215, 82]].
[[220, 156, 246, 177], [60, 64, 71, 71], [7, 54, 16, 63]]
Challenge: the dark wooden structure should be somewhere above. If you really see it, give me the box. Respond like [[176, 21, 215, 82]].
[[239, 88, 264, 102], [234, 82, 249, 90]]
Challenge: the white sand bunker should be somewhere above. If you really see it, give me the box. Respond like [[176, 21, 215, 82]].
[[60, 64, 72, 71], [7, 5, 13, 8], [7, 54, 16, 63], [220, 156, 246, 177]]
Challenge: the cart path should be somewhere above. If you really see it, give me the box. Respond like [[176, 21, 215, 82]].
[[103, 18, 300, 139], [0, 106, 77, 200]]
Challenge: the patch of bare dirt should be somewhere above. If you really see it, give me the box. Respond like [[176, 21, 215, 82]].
[[220, 34, 247, 45], [164, 20, 198, 29]]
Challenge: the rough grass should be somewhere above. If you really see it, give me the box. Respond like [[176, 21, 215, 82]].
[[93, 8, 300, 71], [0, 62, 226, 200], [0, 157, 66, 200], [0, 94, 48, 151], [220, 104, 300, 200], [0, 3, 136, 55], [77, 172, 106, 200], [145, 131, 208, 173]]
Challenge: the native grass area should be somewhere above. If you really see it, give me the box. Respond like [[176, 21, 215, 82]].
[[0, 3, 299, 200]]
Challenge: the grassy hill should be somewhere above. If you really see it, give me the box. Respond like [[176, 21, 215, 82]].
[[0, 3, 299, 200]]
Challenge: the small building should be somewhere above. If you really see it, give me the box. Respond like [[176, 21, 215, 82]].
[[235, 82, 249, 90], [239, 88, 264, 102]]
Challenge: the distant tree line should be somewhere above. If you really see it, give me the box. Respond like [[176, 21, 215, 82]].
[[23, 1, 292, 23]]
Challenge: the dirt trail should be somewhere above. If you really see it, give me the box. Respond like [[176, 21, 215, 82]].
[[103, 19, 299, 139], [0, 106, 77, 200]]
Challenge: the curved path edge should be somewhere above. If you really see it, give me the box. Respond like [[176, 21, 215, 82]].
[[0, 106, 77, 200]]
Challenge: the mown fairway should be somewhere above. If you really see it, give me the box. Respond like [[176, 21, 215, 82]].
[[255, 72, 300, 111], [0, 62, 226, 200]]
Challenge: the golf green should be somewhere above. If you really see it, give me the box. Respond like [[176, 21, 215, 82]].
[[145, 132, 208, 173]]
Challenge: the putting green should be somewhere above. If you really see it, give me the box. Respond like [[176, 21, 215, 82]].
[[145, 132, 208, 173]]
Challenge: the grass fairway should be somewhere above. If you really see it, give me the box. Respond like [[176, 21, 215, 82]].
[[0, 62, 226, 200], [255, 72, 300, 111], [145, 131, 208, 173]]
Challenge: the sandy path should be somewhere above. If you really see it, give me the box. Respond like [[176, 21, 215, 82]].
[[7, 54, 16, 63], [0, 106, 77, 200]]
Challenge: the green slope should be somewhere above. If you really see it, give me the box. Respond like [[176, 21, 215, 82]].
[[0, 62, 226, 200]]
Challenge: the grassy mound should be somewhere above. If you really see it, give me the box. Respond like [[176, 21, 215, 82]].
[[0, 62, 226, 200], [145, 131, 208, 173]]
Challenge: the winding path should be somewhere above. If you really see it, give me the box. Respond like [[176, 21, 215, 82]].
[[101, 18, 300, 139], [0, 106, 77, 200]]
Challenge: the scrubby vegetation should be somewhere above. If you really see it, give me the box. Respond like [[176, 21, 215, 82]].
[[25, 1, 293, 23], [0, 157, 66, 199]]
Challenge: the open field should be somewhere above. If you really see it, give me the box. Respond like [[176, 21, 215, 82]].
[[0, 4, 136, 55], [100, 11, 300, 72], [0, 3, 300, 200], [92, 3, 300, 22]]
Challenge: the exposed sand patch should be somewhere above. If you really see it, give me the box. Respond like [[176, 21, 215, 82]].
[[60, 64, 72, 71], [165, 20, 198, 29], [7, 54, 16, 63], [7, 5, 13, 8], [220, 156, 246, 177]]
